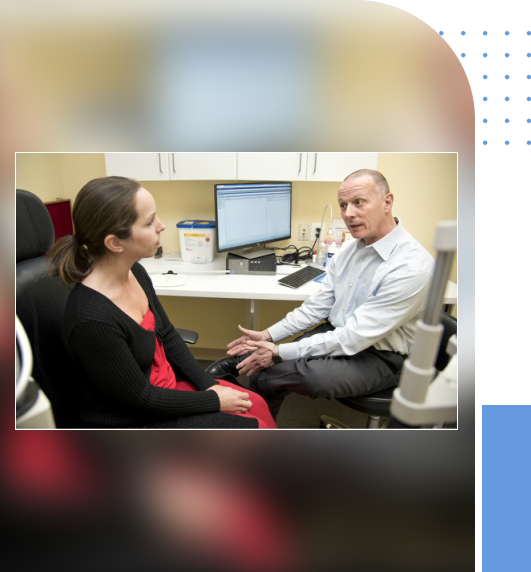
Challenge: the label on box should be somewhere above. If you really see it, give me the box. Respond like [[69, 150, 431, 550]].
[[183, 232, 211, 251]]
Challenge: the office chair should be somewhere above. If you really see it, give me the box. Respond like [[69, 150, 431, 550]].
[[320, 312, 457, 429], [16, 189, 198, 428]]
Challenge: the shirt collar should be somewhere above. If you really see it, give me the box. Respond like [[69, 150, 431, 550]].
[[362, 218, 404, 261]]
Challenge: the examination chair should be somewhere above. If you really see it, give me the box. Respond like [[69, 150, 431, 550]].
[[320, 312, 457, 428], [16, 189, 198, 428]]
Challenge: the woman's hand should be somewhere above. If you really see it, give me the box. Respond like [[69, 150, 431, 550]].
[[207, 385, 252, 414], [226, 325, 271, 357]]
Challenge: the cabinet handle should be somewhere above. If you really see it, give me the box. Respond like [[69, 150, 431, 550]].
[[298, 153, 302, 174], [313, 153, 318, 174], [172, 153, 176, 174], [158, 153, 163, 174]]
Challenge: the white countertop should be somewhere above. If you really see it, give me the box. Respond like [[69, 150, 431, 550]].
[[139, 254, 321, 301], [139, 254, 457, 305]]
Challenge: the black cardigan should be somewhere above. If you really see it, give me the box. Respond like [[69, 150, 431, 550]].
[[63, 263, 258, 428]]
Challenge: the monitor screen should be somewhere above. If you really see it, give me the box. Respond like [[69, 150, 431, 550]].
[[215, 182, 292, 253]]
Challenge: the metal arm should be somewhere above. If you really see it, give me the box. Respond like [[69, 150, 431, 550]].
[[390, 221, 457, 426]]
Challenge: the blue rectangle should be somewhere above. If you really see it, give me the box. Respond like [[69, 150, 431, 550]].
[[482, 405, 531, 570]]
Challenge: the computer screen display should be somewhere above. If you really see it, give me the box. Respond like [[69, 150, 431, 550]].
[[215, 182, 292, 252]]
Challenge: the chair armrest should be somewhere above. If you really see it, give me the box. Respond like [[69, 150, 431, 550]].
[[175, 328, 198, 345]]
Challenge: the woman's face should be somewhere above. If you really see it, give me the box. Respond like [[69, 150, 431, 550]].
[[124, 187, 166, 258]]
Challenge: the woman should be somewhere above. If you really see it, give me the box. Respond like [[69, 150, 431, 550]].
[[48, 176, 276, 428]]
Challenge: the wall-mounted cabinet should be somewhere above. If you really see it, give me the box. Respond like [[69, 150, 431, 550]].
[[237, 153, 308, 181], [105, 153, 237, 181], [168, 153, 237, 180], [104, 153, 170, 181], [240, 152, 378, 182], [305, 153, 378, 182], [105, 152, 378, 183]]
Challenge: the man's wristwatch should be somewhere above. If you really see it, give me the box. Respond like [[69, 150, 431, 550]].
[[272, 344, 282, 363]]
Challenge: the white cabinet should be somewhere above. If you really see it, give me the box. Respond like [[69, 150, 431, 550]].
[[104, 153, 170, 181], [168, 153, 237, 180], [306, 153, 379, 182], [237, 152, 378, 182], [237, 153, 307, 181], [104, 152, 378, 183], [104, 153, 237, 181]]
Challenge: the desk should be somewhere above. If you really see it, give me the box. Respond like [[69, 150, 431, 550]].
[[139, 254, 457, 329]]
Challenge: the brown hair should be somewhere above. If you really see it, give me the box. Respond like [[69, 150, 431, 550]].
[[48, 176, 141, 286], [343, 169, 390, 197]]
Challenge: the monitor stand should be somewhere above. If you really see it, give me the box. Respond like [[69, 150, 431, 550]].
[[227, 247, 275, 259]]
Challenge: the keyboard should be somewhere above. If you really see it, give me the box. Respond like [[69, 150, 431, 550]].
[[277, 265, 326, 289]]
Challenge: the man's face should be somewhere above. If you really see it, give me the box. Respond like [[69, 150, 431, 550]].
[[337, 176, 393, 245]]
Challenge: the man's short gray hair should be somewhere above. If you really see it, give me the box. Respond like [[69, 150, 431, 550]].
[[343, 169, 390, 197]]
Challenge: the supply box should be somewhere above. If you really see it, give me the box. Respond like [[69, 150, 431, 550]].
[[176, 220, 216, 263]]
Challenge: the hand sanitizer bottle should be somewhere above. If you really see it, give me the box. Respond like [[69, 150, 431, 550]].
[[316, 240, 328, 266], [325, 241, 338, 268]]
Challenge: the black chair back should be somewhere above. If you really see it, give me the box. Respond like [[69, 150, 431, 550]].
[[16, 189, 79, 427], [434, 312, 457, 372]]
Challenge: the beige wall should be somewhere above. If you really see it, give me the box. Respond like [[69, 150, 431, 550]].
[[16, 153, 107, 202], [16, 153, 66, 201], [16, 152, 457, 357], [379, 153, 457, 262], [59, 154, 107, 200]]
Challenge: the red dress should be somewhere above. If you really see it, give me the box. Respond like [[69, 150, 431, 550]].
[[140, 308, 276, 428]]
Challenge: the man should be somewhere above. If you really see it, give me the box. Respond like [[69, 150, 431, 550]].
[[218, 169, 434, 418]]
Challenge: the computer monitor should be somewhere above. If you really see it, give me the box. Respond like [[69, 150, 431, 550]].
[[215, 182, 292, 257]]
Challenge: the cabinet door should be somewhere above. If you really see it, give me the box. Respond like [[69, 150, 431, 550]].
[[306, 153, 379, 182], [168, 153, 237, 180], [104, 153, 170, 181], [237, 153, 307, 181]]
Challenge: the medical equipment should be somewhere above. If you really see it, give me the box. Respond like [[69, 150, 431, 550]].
[[390, 220, 457, 426]]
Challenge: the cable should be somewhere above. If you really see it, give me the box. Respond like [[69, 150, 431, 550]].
[[260, 205, 334, 264], [265, 244, 314, 265], [309, 234, 319, 254], [318, 203, 334, 242]]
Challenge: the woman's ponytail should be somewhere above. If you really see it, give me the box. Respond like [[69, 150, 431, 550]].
[[48, 233, 93, 286]]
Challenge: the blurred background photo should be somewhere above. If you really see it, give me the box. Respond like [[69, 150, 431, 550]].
[[8, 2, 475, 571]]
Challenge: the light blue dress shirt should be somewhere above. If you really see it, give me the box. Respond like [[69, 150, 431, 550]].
[[268, 221, 434, 361]]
